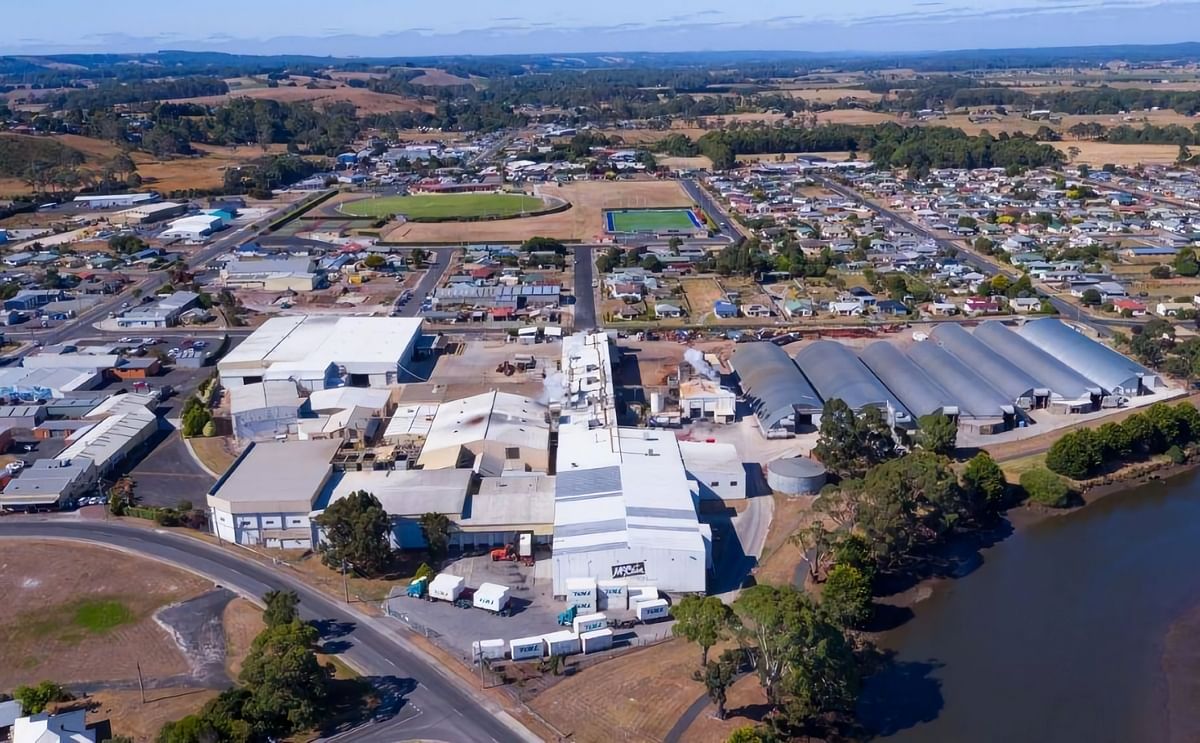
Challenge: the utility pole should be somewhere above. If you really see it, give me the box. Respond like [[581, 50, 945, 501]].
[[342, 558, 350, 604], [136, 661, 145, 704]]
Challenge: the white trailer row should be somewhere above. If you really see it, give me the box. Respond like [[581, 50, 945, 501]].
[[426, 574, 512, 614], [565, 577, 659, 612], [490, 613, 618, 662]]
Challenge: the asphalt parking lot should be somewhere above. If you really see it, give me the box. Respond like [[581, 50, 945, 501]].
[[384, 551, 675, 661]]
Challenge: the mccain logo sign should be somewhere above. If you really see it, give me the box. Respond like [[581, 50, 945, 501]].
[[611, 561, 646, 579]]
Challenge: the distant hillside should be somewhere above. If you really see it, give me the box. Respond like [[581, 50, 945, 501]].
[[0, 134, 85, 179]]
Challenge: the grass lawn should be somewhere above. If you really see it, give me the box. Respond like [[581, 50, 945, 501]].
[[606, 208, 700, 233], [73, 599, 135, 632], [339, 193, 545, 219]]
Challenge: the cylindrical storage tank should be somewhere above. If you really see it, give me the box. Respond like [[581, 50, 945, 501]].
[[581, 628, 614, 654], [767, 457, 827, 495], [650, 392, 663, 414]]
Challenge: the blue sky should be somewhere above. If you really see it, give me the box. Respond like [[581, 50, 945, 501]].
[[5, 0, 1200, 56]]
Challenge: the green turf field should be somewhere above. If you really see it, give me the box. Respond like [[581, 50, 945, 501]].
[[605, 208, 701, 233], [339, 193, 546, 219]]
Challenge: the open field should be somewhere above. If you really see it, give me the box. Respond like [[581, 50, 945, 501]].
[[0, 541, 210, 689], [177, 84, 432, 115], [659, 155, 713, 170], [1048, 141, 1183, 166], [735, 150, 870, 164], [408, 68, 476, 87], [777, 86, 883, 103], [606, 207, 701, 233], [680, 278, 725, 323], [528, 638, 708, 743], [88, 688, 220, 742], [340, 192, 546, 219], [0, 133, 290, 195], [381, 179, 692, 243]]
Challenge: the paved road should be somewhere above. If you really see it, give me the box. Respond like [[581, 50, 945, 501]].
[[815, 176, 1140, 338], [393, 248, 459, 319], [573, 245, 598, 330], [680, 178, 742, 241], [0, 519, 531, 743]]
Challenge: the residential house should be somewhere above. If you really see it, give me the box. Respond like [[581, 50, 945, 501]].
[[714, 301, 738, 319], [1113, 298, 1148, 316]]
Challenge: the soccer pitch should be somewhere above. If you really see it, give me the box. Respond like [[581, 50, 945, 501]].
[[605, 208, 702, 233], [339, 193, 546, 219]]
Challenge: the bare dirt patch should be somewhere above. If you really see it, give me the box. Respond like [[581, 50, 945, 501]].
[[222, 598, 265, 678], [678, 673, 770, 742], [755, 493, 818, 588], [381, 179, 693, 243], [0, 541, 209, 690], [1049, 141, 1183, 166], [86, 688, 219, 743]]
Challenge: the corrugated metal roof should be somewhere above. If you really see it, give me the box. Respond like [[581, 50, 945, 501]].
[[907, 341, 1014, 419], [1017, 318, 1161, 395], [859, 341, 957, 419], [973, 322, 1101, 401], [794, 341, 909, 420], [731, 343, 822, 431], [930, 323, 1042, 402]]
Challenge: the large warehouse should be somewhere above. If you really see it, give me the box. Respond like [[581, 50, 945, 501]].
[[732, 342, 822, 437], [552, 332, 710, 595], [794, 341, 913, 428], [218, 316, 422, 391], [907, 341, 1016, 433], [930, 323, 1045, 408], [972, 322, 1101, 411], [1017, 318, 1163, 397]]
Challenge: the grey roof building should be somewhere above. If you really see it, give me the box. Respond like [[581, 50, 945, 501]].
[[794, 341, 912, 427], [907, 341, 1016, 420], [1017, 318, 1163, 396], [973, 321, 1101, 407], [930, 323, 1043, 404], [731, 342, 822, 436], [859, 341, 959, 419]]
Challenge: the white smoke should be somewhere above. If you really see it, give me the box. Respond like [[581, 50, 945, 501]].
[[539, 371, 568, 405], [684, 348, 719, 381]]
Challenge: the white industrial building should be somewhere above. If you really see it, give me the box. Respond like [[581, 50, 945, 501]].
[[416, 390, 550, 472], [218, 316, 422, 391], [679, 440, 746, 500], [112, 201, 188, 225], [221, 257, 318, 292], [207, 439, 341, 548], [678, 378, 736, 423], [160, 214, 223, 241], [551, 332, 710, 595], [72, 193, 158, 209], [0, 366, 101, 400]]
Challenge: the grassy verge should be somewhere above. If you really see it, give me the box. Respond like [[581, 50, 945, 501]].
[[188, 436, 238, 475]]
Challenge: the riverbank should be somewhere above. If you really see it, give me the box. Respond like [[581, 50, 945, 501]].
[[1164, 604, 1200, 743]]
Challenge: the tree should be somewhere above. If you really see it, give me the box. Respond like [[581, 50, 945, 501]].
[[238, 619, 329, 735], [733, 585, 860, 727], [727, 726, 773, 743], [409, 248, 429, 269], [262, 590, 299, 627], [813, 399, 897, 479], [1096, 421, 1134, 459], [917, 413, 957, 456], [313, 490, 392, 577], [695, 649, 741, 720], [418, 511, 452, 562], [1174, 247, 1200, 278], [790, 522, 836, 583], [363, 254, 386, 269], [821, 564, 873, 629], [641, 254, 662, 272], [1020, 467, 1072, 508], [1045, 429, 1103, 479], [671, 595, 734, 666], [857, 451, 964, 565], [14, 681, 71, 714], [1080, 288, 1102, 306], [961, 452, 1008, 512], [956, 215, 977, 229]]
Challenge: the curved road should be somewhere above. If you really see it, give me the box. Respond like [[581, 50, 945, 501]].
[[0, 518, 531, 743]]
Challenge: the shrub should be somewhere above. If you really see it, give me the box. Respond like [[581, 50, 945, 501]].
[[1021, 467, 1073, 508], [1167, 445, 1188, 465]]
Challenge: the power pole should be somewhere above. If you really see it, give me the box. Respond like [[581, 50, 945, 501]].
[[136, 661, 145, 704], [342, 558, 350, 604]]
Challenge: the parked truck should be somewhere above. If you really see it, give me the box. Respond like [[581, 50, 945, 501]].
[[405, 575, 428, 599], [428, 573, 465, 603], [473, 582, 512, 615]]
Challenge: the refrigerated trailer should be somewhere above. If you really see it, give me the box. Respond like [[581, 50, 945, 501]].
[[636, 598, 670, 622], [581, 628, 614, 654], [473, 582, 511, 615], [572, 612, 607, 634], [428, 573, 466, 602], [509, 635, 546, 661]]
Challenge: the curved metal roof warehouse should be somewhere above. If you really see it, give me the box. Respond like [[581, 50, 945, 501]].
[[929, 323, 1043, 404], [794, 341, 911, 426], [731, 342, 822, 432], [859, 341, 958, 420], [907, 340, 1015, 420], [972, 321, 1102, 404], [1016, 318, 1162, 396]]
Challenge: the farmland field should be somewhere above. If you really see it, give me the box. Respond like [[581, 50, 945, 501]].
[[605, 207, 701, 233], [339, 192, 546, 219]]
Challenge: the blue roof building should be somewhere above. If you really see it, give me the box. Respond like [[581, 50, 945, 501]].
[[714, 300, 738, 319]]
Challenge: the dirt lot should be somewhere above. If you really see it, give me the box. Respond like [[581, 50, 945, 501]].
[[87, 688, 220, 742], [381, 179, 693, 243], [177, 84, 431, 115], [754, 493, 819, 587], [681, 277, 726, 323], [0, 541, 210, 689], [678, 674, 771, 742], [528, 638, 709, 743]]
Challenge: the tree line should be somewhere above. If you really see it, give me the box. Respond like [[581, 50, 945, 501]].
[[52, 77, 229, 111], [1045, 402, 1200, 480]]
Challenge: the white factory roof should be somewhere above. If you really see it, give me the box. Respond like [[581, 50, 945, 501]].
[[0, 366, 98, 395], [383, 403, 439, 439], [460, 473, 556, 530], [83, 392, 157, 420], [315, 468, 474, 517], [58, 407, 157, 470], [679, 440, 744, 476], [208, 439, 340, 513], [422, 391, 549, 454], [307, 386, 391, 413], [219, 316, 422, 377], [230, 380, 304, 414]]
